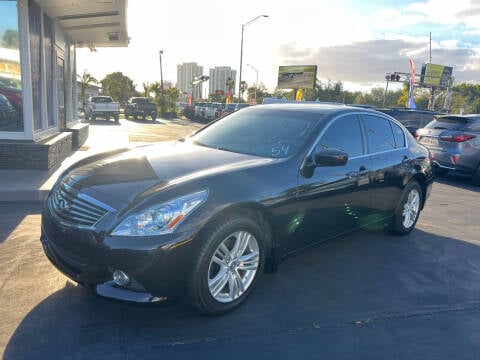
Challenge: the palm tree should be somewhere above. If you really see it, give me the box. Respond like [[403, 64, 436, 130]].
[[225, 77, 235, 103], [142, 82, 151, 97], [240, 81, 248, 102], [77, 70, 97, 104]]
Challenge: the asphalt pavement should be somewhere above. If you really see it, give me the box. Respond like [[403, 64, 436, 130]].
[[0, 174, 479, 359]]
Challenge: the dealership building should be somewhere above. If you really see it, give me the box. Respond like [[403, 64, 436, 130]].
[[0, 0, 128, 170]]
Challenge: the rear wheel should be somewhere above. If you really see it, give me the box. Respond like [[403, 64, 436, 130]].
[[389, 181, 422, 235], [91, 114, 96, 121], [151, 112, 157, 121], [472, 166, 480, 186], [188, 214, 265, 315]]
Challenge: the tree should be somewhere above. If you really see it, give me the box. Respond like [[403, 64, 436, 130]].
[[163, 87, 180, 112], [1, 29, 18, 49], [77, 70, 97, 104], [100, 72, 135, 103], [240, 81, 248, 101], [225, 77, 235, 101], [246, 83, 271, 104], [468, 98, 480, 113], [142, 82, 151, 97]]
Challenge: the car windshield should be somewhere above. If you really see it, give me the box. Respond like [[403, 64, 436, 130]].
[[191, 107, 321, 158]]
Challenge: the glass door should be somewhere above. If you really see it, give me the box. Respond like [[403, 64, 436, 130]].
[[56, 55, 66, 129]]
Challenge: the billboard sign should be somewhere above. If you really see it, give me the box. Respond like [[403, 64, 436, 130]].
[[277, 65, 317, 89], [420, 63, 453, 88]]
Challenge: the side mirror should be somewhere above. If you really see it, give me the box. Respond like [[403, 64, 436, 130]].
[[313, 147, 348, 167], [300, 146, 348, 178]]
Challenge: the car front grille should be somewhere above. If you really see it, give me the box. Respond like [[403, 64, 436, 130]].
[[48, 181, 112, 228]]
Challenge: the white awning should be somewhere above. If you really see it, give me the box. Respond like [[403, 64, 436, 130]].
[[36, 0, 129, 48]]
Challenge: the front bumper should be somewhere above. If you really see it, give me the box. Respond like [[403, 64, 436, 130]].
[[40, 207, 198, 303]]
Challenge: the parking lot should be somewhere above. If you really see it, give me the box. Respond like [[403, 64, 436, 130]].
[[1, 118, 480, 359]]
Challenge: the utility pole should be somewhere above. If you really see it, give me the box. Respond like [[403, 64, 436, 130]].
[[159, 50, 164, 94]]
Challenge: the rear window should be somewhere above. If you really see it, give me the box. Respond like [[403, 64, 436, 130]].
[[425, 116, 473, 131]]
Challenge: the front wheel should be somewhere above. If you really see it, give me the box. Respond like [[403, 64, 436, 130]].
[[188, 214, 265, 315], [151, 112, 157, 121], [389, 181, 422, 235]]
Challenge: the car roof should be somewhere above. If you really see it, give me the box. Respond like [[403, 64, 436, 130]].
[[436, 114, 480, 121], [253, 103, 386, 117]]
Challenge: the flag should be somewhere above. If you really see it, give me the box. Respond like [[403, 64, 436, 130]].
[[408, 58, 417, 109], [187, 93, 192, 106]]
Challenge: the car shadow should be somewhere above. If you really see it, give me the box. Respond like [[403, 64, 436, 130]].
[[434, 173, 479, 192], [5, 229, 480, 358], [124, 117, 164, 125]]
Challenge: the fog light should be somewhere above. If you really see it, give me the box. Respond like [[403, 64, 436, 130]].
[[113, 270, 130, 286]]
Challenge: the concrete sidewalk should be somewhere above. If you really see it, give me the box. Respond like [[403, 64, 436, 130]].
[[0, 121, 131, 202]]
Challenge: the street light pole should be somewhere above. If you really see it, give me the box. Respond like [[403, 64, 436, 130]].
[[159, 50, 164, 94], [247, 63, 258, 104], [238, 15, 268, 103]]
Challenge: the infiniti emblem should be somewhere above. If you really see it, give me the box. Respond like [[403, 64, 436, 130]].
[[58, 198, 70, 211]]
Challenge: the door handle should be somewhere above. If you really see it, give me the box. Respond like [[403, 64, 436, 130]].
[[346, 166, 368, 178], [402, 155, 411, 164]]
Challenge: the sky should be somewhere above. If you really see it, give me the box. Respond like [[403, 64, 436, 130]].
[[76, 0, 480, 93]]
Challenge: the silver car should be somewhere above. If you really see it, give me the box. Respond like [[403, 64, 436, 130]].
[[416, 114, 480, 185]]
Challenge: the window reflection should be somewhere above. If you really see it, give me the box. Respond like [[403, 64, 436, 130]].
[[0, 0, 23, 132]]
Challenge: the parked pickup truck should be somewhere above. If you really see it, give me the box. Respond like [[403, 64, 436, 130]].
[[84, 96, 120, 122], [124, 97, 157, 121]]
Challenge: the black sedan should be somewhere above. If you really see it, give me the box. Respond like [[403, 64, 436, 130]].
[[41, 104, 433, 315]]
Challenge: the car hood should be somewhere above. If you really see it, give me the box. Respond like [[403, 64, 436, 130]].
[[60, 141, 274, 209]]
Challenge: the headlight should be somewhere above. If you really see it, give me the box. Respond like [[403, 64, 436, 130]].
[[111, 190, 208, 236]]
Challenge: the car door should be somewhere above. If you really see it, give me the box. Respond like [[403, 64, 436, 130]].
[[287, 113, 373, 253], [360, 114, 410, 219]]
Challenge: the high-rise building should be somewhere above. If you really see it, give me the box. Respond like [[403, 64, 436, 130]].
[[208, 66, 237, 96], [176, 62, 204, 100]]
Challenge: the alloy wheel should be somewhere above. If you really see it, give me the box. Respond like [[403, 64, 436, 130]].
[[402, 188, 420, 229], [207, 231, 260, 303]]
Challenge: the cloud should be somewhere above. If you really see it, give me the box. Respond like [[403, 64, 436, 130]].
[[277, 39, 477, 84]]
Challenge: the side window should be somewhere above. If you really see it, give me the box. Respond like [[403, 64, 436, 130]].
[[362, 115, 396, 153], [390, 121, 406, 148], [319, 115, 364, 157]]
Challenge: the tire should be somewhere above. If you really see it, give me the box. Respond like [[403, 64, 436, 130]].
[[472, 166, 480, 186], [106, 116, 110, 121], [114, 115, 119, 122], [389, 181, 422, 235], [91, 114, 96, 121], [142, 113, 146, 120], [188, 214, 265, 315], [151, 112, 157, 121]]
